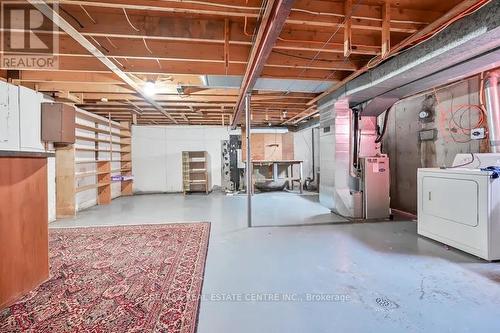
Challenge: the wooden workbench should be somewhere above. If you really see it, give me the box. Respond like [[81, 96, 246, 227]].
[[248, 160, 304, 193]]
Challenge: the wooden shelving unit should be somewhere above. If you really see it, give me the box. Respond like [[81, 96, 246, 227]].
[[55, 110, 134, 218], [120, 121, 133, 196], [182, 151, 210, 194]]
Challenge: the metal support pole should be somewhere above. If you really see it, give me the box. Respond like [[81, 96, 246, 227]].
[[245, 93, 252, 228]]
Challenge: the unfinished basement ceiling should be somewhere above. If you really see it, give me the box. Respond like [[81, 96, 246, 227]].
[[0, 0, 481, 126]]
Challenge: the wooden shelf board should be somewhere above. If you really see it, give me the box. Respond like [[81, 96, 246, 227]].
[[76, 135, 122, 145], [75, 184, 97, 193], [76, 110, 127, 130], [75, 171, 97, 179], [190, 169, 206, 173], [75, 123, 128, 138]]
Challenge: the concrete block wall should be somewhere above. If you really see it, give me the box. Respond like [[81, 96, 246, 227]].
[[382, 76, 487, 214], [293, 126, 319, 187]]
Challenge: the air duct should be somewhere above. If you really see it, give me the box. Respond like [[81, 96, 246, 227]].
[[485, 70, 500, 153]]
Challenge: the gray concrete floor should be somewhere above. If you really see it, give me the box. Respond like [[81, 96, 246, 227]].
[[51, 192, 500, 332]]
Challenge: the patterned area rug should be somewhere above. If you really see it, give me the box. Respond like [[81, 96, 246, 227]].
[[0, 223, 210, 333]]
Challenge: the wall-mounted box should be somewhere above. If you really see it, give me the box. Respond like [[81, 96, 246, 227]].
[[41, 103, 75, 144]]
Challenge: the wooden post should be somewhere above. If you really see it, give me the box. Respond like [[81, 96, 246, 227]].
[[381, 0, 391, 58], [55, 144, 76, 218], [224, 18, 230, 75], [344, 0, 352, 58]]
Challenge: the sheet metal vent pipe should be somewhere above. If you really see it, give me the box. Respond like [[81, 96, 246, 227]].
[[485, 71, 500, 153]]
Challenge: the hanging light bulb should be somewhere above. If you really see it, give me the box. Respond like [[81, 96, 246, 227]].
[[143, 80, 157, 96]]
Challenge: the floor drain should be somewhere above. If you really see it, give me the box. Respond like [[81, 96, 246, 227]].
[[375, 297, 399, 309]]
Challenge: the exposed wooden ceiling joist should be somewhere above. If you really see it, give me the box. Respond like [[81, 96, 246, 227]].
[[1, 0, 475, 126], [231, 0, 295, 128]]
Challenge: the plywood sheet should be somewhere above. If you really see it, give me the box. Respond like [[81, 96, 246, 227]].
[[0, 157, 49, 309]]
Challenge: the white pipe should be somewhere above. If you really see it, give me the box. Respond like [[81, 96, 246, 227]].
[[485, 71, 500, 153]]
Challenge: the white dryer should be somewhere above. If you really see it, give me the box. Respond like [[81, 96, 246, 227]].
[[417, 166, 500, 261]]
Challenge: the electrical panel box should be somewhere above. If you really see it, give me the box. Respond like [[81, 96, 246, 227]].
[[41, 102, 75, 144]]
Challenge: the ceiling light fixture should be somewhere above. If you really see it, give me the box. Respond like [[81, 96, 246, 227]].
[[143, 80, 157, 96]]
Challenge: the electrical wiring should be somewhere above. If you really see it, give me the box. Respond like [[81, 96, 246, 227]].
[[89, 36, 110, 53], [105, 37, 118, 49], [271, 50, 337, 63], [282, 0, 364, 96], [365, 0, 491, 71], [143, 38, 153, 54], [79, 5, 96, 24], [123, 8, 140, 32], [60, 6, 84, 28], [431, 79, 489, 145]]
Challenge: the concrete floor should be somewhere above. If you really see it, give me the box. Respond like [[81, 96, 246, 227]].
[[51, 192, 500, 332]]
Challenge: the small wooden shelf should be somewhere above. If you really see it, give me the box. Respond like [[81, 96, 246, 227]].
[[182, 151, 210, 194]]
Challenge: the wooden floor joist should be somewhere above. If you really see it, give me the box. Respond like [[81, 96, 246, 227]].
[[0, 0, 475, 126]]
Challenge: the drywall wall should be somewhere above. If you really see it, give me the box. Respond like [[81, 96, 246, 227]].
[[382, 76, 487, 214], [293, 126, 320, 187], [132, 125, 231, 193]]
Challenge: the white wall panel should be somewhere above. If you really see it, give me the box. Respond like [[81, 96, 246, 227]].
[[132, 126, 168, 192], [132, 125, 230, 193], [0, 81, 20, 150], [19, 86, 44, 151], [294, 126, 319, 185]]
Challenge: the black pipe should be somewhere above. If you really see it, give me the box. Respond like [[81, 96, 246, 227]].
[[375, 108, 390, 143], [352, 109, 360, 169], [311, 127, 315, 182]]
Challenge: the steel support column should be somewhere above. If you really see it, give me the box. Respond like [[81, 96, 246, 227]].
[[245, 93, 252, 228]]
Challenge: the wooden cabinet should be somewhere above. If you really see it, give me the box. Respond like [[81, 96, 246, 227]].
[[0, 155, 50, 310], [241, 131, 294, 161], [41, 102, 75, 144]]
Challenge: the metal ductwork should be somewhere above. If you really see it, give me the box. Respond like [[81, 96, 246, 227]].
[[485, 71, 500, 153], [319, 100, 382, 218]]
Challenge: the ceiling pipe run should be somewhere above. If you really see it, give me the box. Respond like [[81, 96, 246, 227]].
[[485, 70, 500, 153]]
